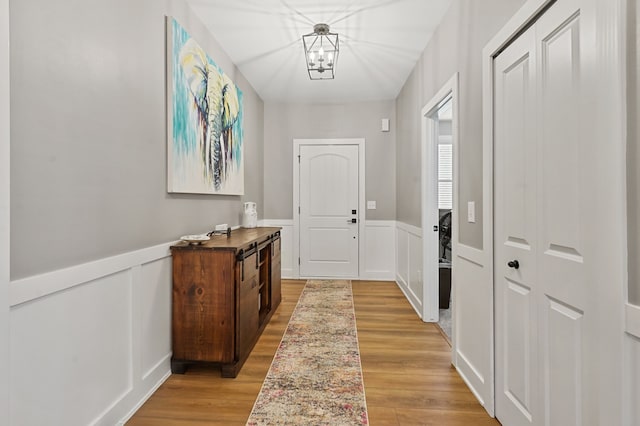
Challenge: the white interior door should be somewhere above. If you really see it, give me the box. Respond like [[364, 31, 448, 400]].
[[299, 144, 359, 277], [495, 0, 588, 424], [494, 23, 539, 426]]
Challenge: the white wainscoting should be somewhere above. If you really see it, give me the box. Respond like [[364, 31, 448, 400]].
[[9, 242, 174, 425], [262, 219, 395, 281], [363, 220, 396, 281], [260, 219, 294, 279], [452, 243, 491, 409], [626, 303, 640, 339], [625, 333, 640, 424], [626, 304, 640, 425], [395, 222, 423, 318]]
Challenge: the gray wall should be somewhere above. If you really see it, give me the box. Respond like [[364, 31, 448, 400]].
[[395, 0, 526, 248], [238, 71, 265, 221], [9, 0, 264, 279], [263, 101, 396, 220]]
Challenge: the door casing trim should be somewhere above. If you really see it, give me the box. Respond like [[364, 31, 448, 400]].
[[292, 138, 366, 279], [420, 73, 459, 326]]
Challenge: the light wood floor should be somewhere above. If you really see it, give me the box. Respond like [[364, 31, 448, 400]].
[[127, 280, 500, 425]]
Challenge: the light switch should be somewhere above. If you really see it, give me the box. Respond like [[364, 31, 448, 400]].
[[367, 201, 377, 210], [467, 201, 476, 223]]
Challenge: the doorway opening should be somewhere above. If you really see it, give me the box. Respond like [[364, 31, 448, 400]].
[[421, 74, 459, 347], [435, 97, 453, 340]]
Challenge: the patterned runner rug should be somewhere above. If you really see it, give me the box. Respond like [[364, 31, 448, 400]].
[[246, 279, 369, 425]]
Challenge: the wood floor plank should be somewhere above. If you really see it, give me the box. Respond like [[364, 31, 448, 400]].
[[127, 279, 498, 425]]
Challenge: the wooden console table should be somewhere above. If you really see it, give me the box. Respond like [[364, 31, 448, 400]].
[[170, 227, 281, 378]]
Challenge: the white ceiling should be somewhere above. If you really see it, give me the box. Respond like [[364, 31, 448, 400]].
[[184, 0, 453, 103]]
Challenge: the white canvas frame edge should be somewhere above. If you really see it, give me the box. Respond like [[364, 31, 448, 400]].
[[165, 16, 175, 194]]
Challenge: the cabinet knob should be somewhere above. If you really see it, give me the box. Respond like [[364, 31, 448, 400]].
[[507, 260, 520, 269]]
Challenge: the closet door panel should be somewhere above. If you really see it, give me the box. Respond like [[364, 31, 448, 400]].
[[494, 25, 538, 426]]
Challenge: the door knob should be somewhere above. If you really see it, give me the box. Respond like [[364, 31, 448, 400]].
[[507, 260, 520, 269]]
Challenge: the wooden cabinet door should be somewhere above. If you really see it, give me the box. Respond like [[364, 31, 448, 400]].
[[237, 251, 259, 360], [172, 250, 235, 362], [271, 236, 281, 309]]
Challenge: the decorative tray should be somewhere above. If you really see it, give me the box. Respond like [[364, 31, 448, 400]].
[[180, 234, 210, 245]]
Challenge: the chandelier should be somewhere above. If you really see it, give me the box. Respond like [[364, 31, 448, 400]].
[[302, 23, 339, 80]]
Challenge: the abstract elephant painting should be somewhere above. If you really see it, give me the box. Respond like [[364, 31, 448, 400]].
[[167, 17, 244, 195]]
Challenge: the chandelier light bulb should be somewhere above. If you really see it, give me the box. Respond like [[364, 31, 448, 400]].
[[319, 47, 324, 58]]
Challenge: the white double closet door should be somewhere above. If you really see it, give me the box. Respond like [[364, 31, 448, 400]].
[[494, 0, 599, 424]]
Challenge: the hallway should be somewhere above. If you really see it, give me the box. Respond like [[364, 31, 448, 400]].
[[128, 280, 497, 425]]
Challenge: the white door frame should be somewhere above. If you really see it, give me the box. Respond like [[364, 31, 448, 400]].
[[420, 73, 459, 324], [1, 0, 10, 422], [292, 138, 366, 279]]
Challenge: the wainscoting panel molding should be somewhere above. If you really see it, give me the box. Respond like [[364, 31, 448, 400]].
[[9, 243, 174, 425], [260, 219, 294, 278], [453, 243, 491, 410], [626, 303, 640, 339], [625, 333, 640, 424], [395, 222, 423, 318], [262, 219, 394, 281], [363, 220, 396, 280], [626, 304, 640, 425]]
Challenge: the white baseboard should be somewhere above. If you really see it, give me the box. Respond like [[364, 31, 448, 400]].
[[117, 369, 172, 425], [395, 273, 423, 318]]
